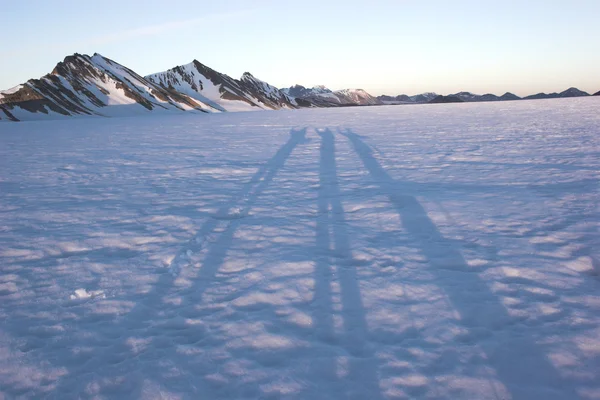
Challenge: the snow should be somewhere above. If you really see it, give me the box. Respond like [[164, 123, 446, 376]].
[[0, 97, 599, 399], [146, 62, 263, 113], [0, 84, 24, 100], [70, 288, 105, 300], [1, 104, 67, 122]]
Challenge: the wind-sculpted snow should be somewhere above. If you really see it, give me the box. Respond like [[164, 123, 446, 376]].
[[0, 97, 599, 399]]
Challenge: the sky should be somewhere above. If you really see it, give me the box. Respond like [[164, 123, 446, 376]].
[[2, 0, 599, 96]]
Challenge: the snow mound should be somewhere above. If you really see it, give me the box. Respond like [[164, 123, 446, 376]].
[[69, 288, 105, 300]]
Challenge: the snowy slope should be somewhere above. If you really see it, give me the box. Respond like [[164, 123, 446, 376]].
[[239, 72, 299, 109], [282, 85, 382, 106], [146, 61, 300, 112], [334, 88, 381, 105], [0, 85, 23, 100], [1, 97, 599, 399], [0, 53, 208, 121]]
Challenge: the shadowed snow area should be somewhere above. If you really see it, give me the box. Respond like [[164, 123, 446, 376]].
[[0, 98, 599, 399]]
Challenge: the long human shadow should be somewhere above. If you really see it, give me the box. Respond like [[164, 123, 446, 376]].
[[49, 128, 308, 398], [168, 127, 309, 277], [313, 129, 382, 398], [340, 129, 576, 400], [177, 127, 309, 304]]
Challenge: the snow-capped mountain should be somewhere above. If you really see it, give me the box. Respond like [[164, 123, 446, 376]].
[[282, 84, 334, 99], [0, 54, 311, 122], [145, 61, 302, 112], [1, 51, 598, 122], [0, 53, 210, 122], [281, 85, 341, 107], [334, 89, 381, 105], [240, 72, 305, 109], [281, 85, 381, 106]]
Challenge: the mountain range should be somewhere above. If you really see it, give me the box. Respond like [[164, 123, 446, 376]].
[[0, 53, 597, 122]]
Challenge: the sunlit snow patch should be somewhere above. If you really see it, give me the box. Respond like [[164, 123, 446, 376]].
[[69, 288, 105, 300]]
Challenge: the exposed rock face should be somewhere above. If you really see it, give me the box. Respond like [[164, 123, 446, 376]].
[[0, 53, 208, 121], [281, 85, 381, 106], [4, 51, 385, 122], [239, 72, 296, 108], [146, 62, 301, 112], [2, 51, 598, 122], [283, 84, 333, 99]]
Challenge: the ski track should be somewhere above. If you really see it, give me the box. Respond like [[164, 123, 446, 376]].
[[0, 98, 599, 399]]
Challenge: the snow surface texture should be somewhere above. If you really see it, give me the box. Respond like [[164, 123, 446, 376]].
[[0, 98, 599, 399]]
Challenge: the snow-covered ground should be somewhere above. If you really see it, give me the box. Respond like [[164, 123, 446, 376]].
[[0, 98, 599, 399]]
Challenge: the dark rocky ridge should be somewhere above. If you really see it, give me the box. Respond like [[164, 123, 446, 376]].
[[429, 95, 464, 104], [239, 72, 298, 109], [281, 85, 381, 106], [500, 92, 521, 101], [145, 61, 302, 111], [558, 87, 590, 97], [377, 87, 596, 104], [523, 87, 589, 100]]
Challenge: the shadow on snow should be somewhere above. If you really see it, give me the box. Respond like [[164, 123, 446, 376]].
[[44, 127, 309, 398], [339, 128, 576, 400]]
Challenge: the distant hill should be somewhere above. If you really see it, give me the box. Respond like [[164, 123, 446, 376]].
[[558, 87, 590, 97], [429, 95, 464, 104], [377, 91, 525, 104], [377, 87, 594, 105], [378, 92, 437, 105], [500, 92, 521, 101], [523, 92, 560, 100], [524, 87, 590, 100]]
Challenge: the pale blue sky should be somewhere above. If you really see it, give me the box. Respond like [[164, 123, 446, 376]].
[[2, 0, 599, 96]]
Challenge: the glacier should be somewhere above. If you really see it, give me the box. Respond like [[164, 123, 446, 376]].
[[0, 98, 599, 399]]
